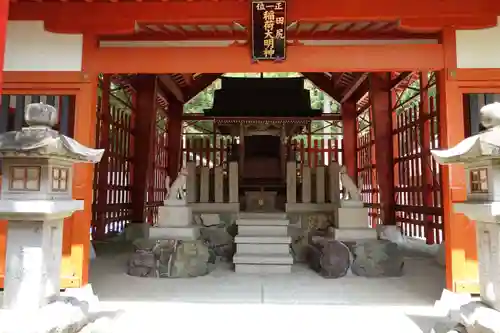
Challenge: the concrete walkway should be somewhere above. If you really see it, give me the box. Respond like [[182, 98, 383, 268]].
[[88, 253, 447, 333]]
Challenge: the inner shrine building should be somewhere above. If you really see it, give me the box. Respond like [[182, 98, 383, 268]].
[[0, 0, 500, 293]]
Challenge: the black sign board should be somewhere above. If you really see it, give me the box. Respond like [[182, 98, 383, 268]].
[[251, 1, 286, 61]]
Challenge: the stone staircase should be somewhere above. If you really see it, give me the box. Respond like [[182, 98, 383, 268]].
[[233, 212, 293, 274]]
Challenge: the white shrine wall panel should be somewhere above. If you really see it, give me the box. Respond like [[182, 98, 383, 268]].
[[3, 21, 83, 72], [456, 17, 500, 69]]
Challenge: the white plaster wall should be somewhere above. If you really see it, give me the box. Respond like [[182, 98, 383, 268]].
[[3, 21, 83, 71], [456, 17, 500, 69]]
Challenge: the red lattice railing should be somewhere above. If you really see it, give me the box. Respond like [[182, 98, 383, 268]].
[[356, 107, 379, 227], [145, 114, 169, 225], [355, 73, 443, 244], [393, 96, 443, 243], [92, 100, 134, 240], [182, 136, 232, 167], [292, 137, 343, 170]]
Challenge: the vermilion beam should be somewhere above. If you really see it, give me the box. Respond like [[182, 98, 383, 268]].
[[99, 31, 438, 42], [9, 0, 500, 34], [85, 44, 444, 73]]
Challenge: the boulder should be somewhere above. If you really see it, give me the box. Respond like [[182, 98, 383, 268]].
[[127, 251, 156, 277], [157, 240, 210, 278], [200, 224, 235, 262], [306, 238, 351, 278], [127, 239, 210, 278], [351, 239, 404, 277]]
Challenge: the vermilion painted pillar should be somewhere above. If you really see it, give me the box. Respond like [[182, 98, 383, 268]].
[[0, 0, 8, 93], [131, 75, 158, 224], [65, 34, 99, 287], [370, 73, 395, 225], [341, 99, 358, 183], [0, 0, 6, 284], [439, 28, 478, 293], [167, 102, 183, 181], [95, 74, 111, 239], [419, 72, 436, 245]]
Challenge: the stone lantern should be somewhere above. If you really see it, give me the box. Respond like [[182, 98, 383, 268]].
[[431, 102, 500, 316], [0, 103, 103, 312]]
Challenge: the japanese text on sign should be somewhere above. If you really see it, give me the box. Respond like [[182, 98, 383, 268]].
[[251, 1, 286, 60]]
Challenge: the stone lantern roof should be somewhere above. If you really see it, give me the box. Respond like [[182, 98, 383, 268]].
[[0, 103, 104, 162], [431, 102, 500, 165]]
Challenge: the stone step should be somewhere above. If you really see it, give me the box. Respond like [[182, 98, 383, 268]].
[[238, 212, 288, 220], [236, 218, 289, 226], [334, 228, 377, 241], [235, 264, 292, 274], [235, 235, 292, 244], [149, 226, 200, 240], [237, 243, 290, 255], [238, 225, 288, 236], [233, 253, 293, 265]]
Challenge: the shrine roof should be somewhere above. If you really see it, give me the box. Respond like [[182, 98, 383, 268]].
[[100, 19, 438, 48], [114, 71, 417, 117]]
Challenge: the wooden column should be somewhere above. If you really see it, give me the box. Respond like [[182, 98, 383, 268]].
[[62, 34, 101, 287], [95, 74, 111, 239], [167, 101, 183, 181], [419, 72, 436, 245], [370, 73, 395, 225], [341, 99, 358, 183], [439, 28, 478, 293], [0, 0, 8, 93], [131, 75, 158, 224]]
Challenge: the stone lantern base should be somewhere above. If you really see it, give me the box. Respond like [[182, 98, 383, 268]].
[[432, 290, 500, 333]]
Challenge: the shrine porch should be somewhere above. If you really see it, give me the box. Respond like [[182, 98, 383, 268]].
[[78, 252, 447, 333]]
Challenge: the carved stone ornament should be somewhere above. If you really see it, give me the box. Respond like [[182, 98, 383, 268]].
[[431, 102, 500, 165], [165, 167, 188, 202], [0, 103, 104, 163], [339, 165, 362, 202]]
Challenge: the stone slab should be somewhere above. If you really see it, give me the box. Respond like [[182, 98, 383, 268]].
[[235, 264, 292, 274], [157, 205, 193, 227], [235, 235, 292, 244], [237, 243, 291, 255], [236, 218, 290, 226], [233, 253, 293, 265], [286, 203, 337, 213], [238, 225, 288, 236], [459, 301, 500, 333], [239, 212, 287, 220], [334, 228, 377, 241], [337, 207, 369, 229], [149, 226, 200, 240]]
